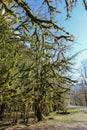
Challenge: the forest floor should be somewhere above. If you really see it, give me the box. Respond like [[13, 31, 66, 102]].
[[0, 106, 87, 130]]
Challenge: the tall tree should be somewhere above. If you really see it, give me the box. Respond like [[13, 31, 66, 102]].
[[0, 0, 80, 122]]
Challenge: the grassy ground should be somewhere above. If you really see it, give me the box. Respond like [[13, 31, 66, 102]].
[[48, 107, 83, 122], [29, 107, 87, 130]]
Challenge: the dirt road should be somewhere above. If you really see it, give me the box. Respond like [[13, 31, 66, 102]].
[[30, 114, 87, 130]]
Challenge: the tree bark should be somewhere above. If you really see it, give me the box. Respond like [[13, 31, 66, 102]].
[[0, 103, 5, 120]]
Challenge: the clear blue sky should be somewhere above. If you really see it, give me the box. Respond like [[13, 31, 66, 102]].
[[58, 0, 87, 79], [65, 0, 87, 58]]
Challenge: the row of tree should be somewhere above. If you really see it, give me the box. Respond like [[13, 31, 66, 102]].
[[0, 0, 87, 123], [70, 62, 87, 106]]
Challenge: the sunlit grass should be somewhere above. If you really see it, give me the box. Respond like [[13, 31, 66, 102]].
[[29, 107, 87, 130], [47, 107, 83, 123]]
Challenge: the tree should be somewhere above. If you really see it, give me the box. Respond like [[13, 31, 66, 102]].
[[0, 13, 32, 121], [79, 61, 87, 106], [0, 14, 16, 119], [0, 0, 80, 122], [70, 60, 87, 107]]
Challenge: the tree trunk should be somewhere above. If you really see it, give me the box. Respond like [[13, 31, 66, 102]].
[[34, 102, 42, 121], [36, 106, 42, 121], [0, 103, 5, 120]]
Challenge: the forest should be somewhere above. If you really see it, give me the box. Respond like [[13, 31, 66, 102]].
[[0, 0, 87, 125]]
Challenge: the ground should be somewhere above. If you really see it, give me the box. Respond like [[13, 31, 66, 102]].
[[0, 106, 87, 130]]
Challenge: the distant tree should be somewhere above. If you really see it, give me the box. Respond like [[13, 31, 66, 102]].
[[70, 61, 87, 107], [80, 61, 87, 106]]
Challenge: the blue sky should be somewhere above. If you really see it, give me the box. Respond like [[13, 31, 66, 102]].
[[65, 0, 87, 56], [59, 1, 87, 79]]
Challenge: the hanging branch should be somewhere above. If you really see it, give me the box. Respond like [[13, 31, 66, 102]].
[[83, 0, 87, 10]]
